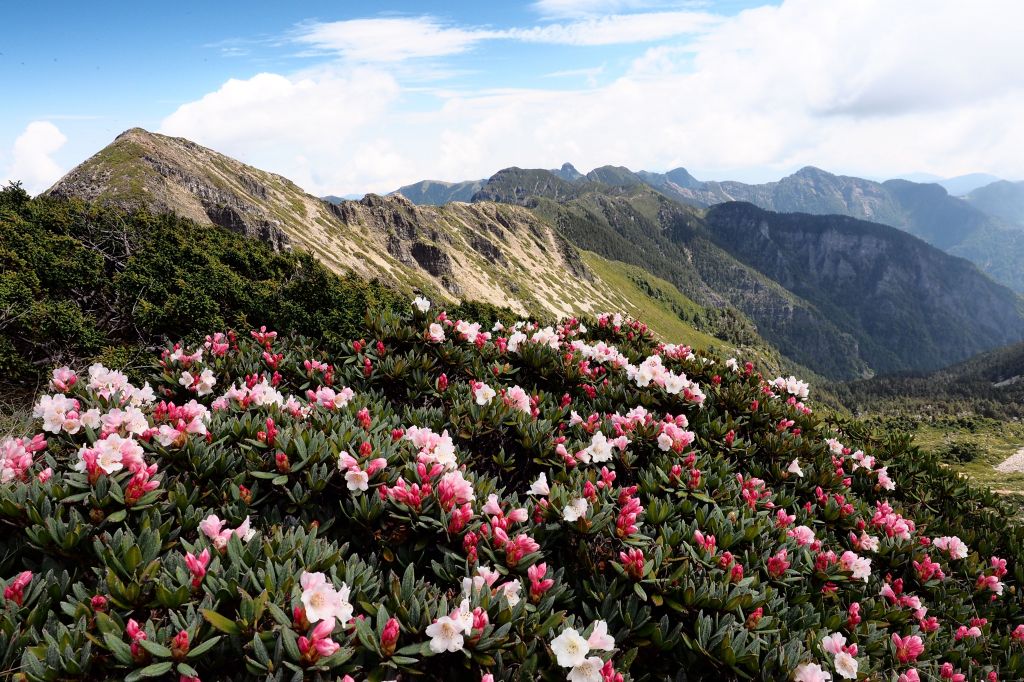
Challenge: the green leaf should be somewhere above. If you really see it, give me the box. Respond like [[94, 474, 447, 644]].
[[124, 661, 173, 682], [201, 609, 241, 635], [106, 509, 128, 523], [102, 632, 134, 665], [187, 635, 223, 658], [137, 639, 171, 658]]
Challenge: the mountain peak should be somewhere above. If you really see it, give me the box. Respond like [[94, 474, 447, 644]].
[[791, 165, 833, 179]]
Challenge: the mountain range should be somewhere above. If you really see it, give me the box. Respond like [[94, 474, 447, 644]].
[[44, 128, 1024, 383], [397, 164, 1024, 294]]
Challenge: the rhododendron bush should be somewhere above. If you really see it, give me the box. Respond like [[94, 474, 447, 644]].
[[1, 306, 1022, 681]]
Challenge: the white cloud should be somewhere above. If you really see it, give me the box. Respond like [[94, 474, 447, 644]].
[[293, 12, 718, 61], [293, 17, 498, 62], [1, 121, 68, 195], [159, 70, 401, 192], [161, 0, 1024, 195], [506, 11, 719, 45], [532, 0, 700, 19]]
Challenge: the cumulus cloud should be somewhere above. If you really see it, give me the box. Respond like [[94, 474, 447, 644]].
[[1, 121, 68, 195], [161, 0, 1024, 195], [159, 69, 401, 191]]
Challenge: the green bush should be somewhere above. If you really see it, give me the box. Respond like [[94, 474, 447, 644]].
[[1, 307, 1021, 681]]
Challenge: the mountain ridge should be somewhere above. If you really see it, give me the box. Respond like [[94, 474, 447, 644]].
[[472, 167, 1024, 378], [398, 163, 1024, 292]]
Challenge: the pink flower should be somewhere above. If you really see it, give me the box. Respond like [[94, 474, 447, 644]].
[[198, 514, 255, 549], [932, 536, 968, 560], [788, 525, 815, 547], [619, 548, 645, 580], [51, 366, 78, 392], [940, 662, 966, 681], [381, 617, 400, 656], [892, 633, 924, 663], [126, 618, 148, 661], [185, 549, 210, 589], [794, 662, 832, 682], [529, 562, 555, 600], [839, 550, 871, 582], [300, 571, 354, 625], [821, 632, 846, 655], [767, 549, 790, 578], [3, 570, 33, 605], [298, 619, 340, 661]]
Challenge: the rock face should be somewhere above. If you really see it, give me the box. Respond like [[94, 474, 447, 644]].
[[44, 129, 624, 319], [703, 202, 1024, 375]]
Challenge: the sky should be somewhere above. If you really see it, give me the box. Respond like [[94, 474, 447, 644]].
[[2, 0, 1023, 196]]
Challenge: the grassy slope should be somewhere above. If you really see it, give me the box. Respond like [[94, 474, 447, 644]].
[[866, 416, 1024, 514], [581, 252, 724, 351]]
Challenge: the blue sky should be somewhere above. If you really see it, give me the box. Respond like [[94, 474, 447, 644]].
[[2, 0, 1021, 195]]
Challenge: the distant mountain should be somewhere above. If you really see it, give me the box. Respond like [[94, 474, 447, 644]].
[[322, 193, 364, 204], [551, 162, 583, 182], [472, 167, 1024, 378], [844, 339, 1024, 419], [623, 166, 1024, 293], [390, 164, 585, 205], [937, 172, 1004, 197], [703, 202, 1024, 376], [965, 180, 1024, 228], [389, 179, 484, 205]]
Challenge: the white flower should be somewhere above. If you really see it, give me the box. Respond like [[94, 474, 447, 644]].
[[788, 459, 804, 477], [657, 433, 674, 451], [833, 651, 858, 679], [550, 628, 590, 667], [587, 620, 615, 650], [426, 615, 465, 653], [412, 296, 431, 313], [567, 657, 605, 682], [586, 431, 614, 463], [81, 408, 102, 430], [94, 440, 125, 474], [726, 358, 739, 371], [196, 369, 217, 396], [563, 497, 589, 522], [453, 598, 474, 632], [529, 472, 550, 496], [500, 579, 522, 607], [473, 383, 496, 406], [345, 469, 369, 492]]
